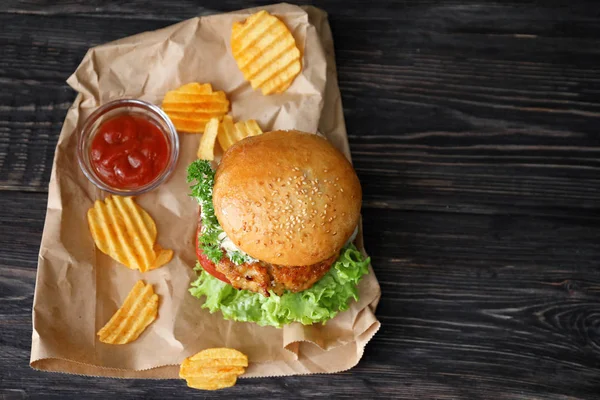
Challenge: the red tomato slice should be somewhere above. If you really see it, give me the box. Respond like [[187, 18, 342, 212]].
[[196, 210, 230, 284]]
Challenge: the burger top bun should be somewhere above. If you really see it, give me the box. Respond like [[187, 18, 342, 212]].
[[213, 130, 362, 266]]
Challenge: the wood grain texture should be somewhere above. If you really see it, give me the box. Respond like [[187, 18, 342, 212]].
[[2, 192, 600, 399], [1, 2, 600, 217], [1, 0, 600, 399]]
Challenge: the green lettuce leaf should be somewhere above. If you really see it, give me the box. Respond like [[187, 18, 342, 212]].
[[189, 244, 370, 328]]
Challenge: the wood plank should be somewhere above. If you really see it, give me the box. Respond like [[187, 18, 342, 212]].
[[1, 191, 599, 398], [1, 7, 600, 218]]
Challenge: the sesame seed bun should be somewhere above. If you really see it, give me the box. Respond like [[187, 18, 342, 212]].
[[212, 130, 362, 266]]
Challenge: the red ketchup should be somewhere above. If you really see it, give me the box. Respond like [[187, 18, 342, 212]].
[[90, 114, 169, 189]]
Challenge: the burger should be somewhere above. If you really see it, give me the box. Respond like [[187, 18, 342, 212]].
[[187, 130, 370, 327]]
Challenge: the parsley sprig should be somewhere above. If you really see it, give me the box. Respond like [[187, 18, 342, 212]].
[[187, 160, 255, 265]]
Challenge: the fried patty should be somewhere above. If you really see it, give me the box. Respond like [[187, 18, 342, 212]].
[[214, 253, 337, 296]]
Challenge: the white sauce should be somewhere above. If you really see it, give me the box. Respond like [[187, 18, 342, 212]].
[[215, 225, 359, 264], [218, 231, 242, 253], [218, 231, 258, 263]]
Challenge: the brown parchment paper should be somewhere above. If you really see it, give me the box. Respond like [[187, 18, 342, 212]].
[[30, 3, 381, 379]]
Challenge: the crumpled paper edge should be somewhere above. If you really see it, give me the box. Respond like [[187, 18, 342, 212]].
[[30, 3, 381, 379]]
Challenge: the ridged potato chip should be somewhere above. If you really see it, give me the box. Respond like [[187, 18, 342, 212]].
[[234, 119, 262, 139], [97, 280, 159, 344], [180, 365, 246, 377], [189, 348, 248, 362], [217, 115, 237, 151], [175, 82, 213, 94], [149, 244, 174, 271], [217, 116, 263, 152], [185, 376, 238, 391], [179, 348, 248, 391], [197, 117, 221, 160], [231, 10, 302, 95], [163, 83, 229, 133], [87, 196, 173, 272]]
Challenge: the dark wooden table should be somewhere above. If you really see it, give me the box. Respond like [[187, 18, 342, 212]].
[[2, 1, 600, 398]]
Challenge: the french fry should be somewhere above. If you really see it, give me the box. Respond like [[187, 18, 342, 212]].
[[231, 10, 302, 95], [197, 117, 221, 160], [97, 280, 159, 344], [217, 117, 264, 152], [234, 119, 263, 139]]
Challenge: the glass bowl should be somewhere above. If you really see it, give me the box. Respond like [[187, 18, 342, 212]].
[[77, 99, 179, 196]]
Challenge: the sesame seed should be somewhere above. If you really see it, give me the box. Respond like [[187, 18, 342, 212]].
[[326, 230, 330, 233], [277, 253, 282, 257], [340, 188, 344, 193], [324, 169, 328, 173], [333, 231, 337, 235]]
